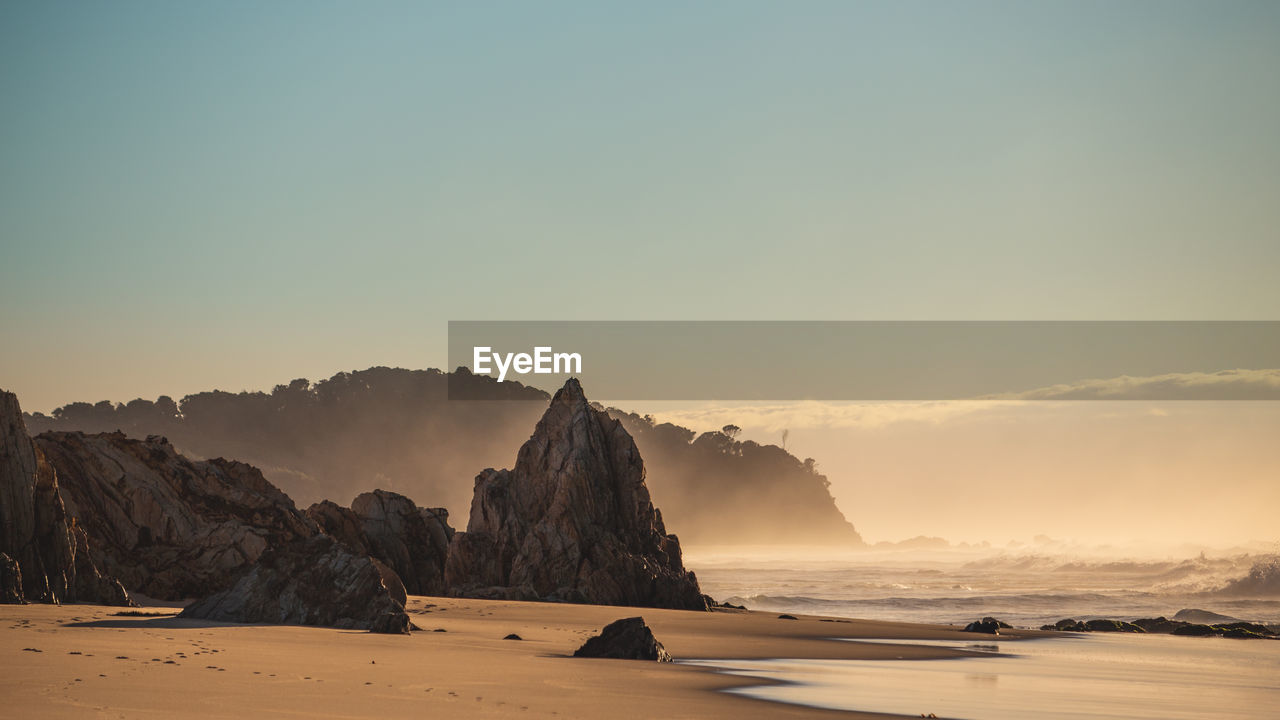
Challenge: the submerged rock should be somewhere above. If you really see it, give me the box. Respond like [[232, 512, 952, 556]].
[[1172, 608, 1241, 625], [0, 390, 130, 606], [573, 617, 672, 661], [445, 379, 706, 610], [179, 535, 410, 634]]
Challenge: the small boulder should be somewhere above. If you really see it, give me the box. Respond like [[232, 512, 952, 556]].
[[573, 617, 671, 662], [964, 617, 1005, 634]]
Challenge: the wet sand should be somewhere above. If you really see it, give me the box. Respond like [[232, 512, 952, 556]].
[[0, 596, 1049, 719]]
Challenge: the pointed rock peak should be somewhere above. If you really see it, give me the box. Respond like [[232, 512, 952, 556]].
[[1, 389, 27, 438], [550, 377, 586, 408]]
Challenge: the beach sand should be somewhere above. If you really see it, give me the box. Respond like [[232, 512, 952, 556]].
[[0, 597, 1048, 719]]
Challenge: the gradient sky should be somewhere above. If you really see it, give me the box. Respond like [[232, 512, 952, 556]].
[[3, 1, 1280, 411]]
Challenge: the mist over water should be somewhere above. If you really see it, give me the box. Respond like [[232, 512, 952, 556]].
[[686, 545, 1280, 627]]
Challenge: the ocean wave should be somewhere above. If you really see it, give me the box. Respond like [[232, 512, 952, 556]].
[[725, 592, 1126, 611], [1215, 557, 1280, 597]]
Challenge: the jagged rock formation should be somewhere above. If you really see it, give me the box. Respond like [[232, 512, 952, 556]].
[[34, 431, 315, 600], [0, 390, 130, 605], [179, 535, 410, 633], [306, 490, 453, 595], [445, 379, 706, 610], [573, 617, 672, 661], [25, 367, 864, 546]]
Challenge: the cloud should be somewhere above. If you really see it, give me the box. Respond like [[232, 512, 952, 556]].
[[987, 368, 1280, 401], [647, 369, 1280, 433], [650, 400, 1008, 433]]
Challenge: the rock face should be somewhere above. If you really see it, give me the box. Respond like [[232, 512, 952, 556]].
[[179, 535, 410, 634], [573, 617, 672, 661], [34, 431, 315, 600], [444, 379, 706, 610], [306, 490, 453, 596], [0, 390, 130, 605]]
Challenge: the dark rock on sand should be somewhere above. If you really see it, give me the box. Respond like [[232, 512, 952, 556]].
[[0, 391, 130, 606], [1085, 619, 1145, 633], [1041, 618, 1144, 633], [306, 490, 453, 596], [964, 617, 1010, 634], [179, 535, 410, 634], [573, 617, 672, 662], [445, 379, 706, 610], [35, 430, 316, 600], [1043, 615, 1277, 639]]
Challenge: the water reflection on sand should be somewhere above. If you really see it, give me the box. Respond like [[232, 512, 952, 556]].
[[683, 634, 1280, 720]]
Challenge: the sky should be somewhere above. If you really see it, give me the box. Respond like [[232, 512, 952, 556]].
[[3, 1, 1279, 412]]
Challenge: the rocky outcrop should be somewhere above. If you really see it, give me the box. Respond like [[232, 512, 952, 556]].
[[444, 379, 706, 610], [573, 617, 672, 661], [0, 390, 130, 605], [306, 490, 453, 596], [34, 431, 315, 600], [179, 535, 410, 634], [1041, 615, 1278, 639], [1041, 618, 1144, 633], [963, 617, 1009, 634]]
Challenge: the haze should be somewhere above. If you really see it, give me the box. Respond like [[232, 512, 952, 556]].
[[648, 400, 1280, 549]]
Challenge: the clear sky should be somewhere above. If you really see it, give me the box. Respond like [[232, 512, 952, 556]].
[[3, 1, 1279, 411]]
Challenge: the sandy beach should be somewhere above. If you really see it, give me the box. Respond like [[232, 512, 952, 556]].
[[0, 596, 1048, 719]]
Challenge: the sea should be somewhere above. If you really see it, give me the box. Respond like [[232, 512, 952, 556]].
[[683, 546, 1280, 719]]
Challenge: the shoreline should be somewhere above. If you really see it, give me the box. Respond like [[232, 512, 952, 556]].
[[1, 596, 1051, 719]]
